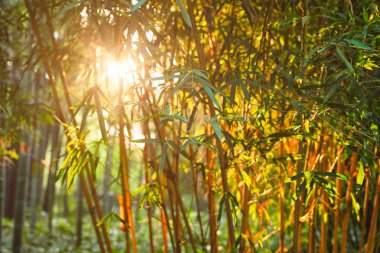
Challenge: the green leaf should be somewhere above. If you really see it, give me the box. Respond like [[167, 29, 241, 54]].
[[363, 8, 369, 23], [290, 180, 307, 205], [131, 138, 162, 143], [97, 212, 124, 226], [175, 0, 192, 28], [132, 184, 147, 196], [346, 39, 372, 51], [240, 80, 251, 102], [129, 0, 147, 13], [217, 194, 226, 225], [210, 117, 223, 140], [268, 131, 294, 138], [323, 82, 340, 104], [350, 193, 360, 221], [313, 171, 348, 181], [164, 72, 191, 105], [94, 91, 108, 144], [59, 0, 82, 16], [303, 45, 325, 67], [302, 15, 309, 27], [79, 105, 90, 135], [336, 47, 354, 72], [201, 81, 221, 110], [167, 140, 189, 159], [356, 162, 365, 193], [192, 69, 209, 79], [285, 172, 305, 183]]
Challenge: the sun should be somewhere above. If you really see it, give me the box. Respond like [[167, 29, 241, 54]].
[[106, 57, 137, 85]]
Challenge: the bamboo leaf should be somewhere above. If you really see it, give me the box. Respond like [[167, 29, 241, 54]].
[[59, 0, 82, 16], [79, 105, 91, 135], [290, 180, 307, 204], [97, 212, 124, 226], [192, 69, 208, 79], [186, 102, 198, 131], [94, 91, 108, 144], [240, 80, 251, 102], [129, 0, 147, 13], [303, 45, 325, 67], [313, 171, 348, 181], [285, 172, 304, 183], [336, 47, 354, 72], [132, 184, 148, 196], [200, 81, 221, 110], [167, 140, 189, 159], [217, 194, 226, 225], [268, 131, 294, 138], [175, 0, 192, 28], [229, 81, 236, 106], [346, 39, 372, 51], [356, 162, 365, 194], [210, 117, 223, 140], [350, 193, 360, 221], [131, 138, 162, 143], [164, 72, 191, 105], [323, 82, 340, 104]]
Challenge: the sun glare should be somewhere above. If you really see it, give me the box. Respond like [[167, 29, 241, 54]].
[[106, 58, 136, 84]]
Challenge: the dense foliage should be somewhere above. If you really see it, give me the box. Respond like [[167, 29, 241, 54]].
[[1, 0, 380, 252]]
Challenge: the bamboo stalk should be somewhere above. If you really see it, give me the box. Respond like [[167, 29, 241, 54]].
[[333, 148, 344, 253], [118, 79, 137, 253], [341, 152, 358, 253], [320, 133, 329, 253], [135, 89, 175, 252], [79, 173, 106, 253], [186, 0, 236, 246], [239, 167, 251, 253], [207, 142, 218, 253], [366, 160, 380, 253], [143, 142, 155, 253], [0, 156, 4, 253], [293, 140, 309, 253], [359, 168, 370, 251], [76, 179, 83, 248], [278, 141, 285, 253], [12, 136, 32, 253], [190, 144, 206, 251]]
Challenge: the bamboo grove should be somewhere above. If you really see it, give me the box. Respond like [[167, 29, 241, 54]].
[[1, 0, 380, 252]]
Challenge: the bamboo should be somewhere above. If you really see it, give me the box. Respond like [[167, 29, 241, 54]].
[[207, 142, 218, 253], [24, 1, 111, 250], [118, 79, 137, 253], [320, 133, 329, 253], [190, 145, 206, 251], [12, 136, 32, 253], [278, 141, 285, 253], [293, 140, 309, 253], [76, 179, 83, 247], [341, 152, 358, 253], [0, 156, 3, 253], [366, 161, 380, 253], [143, 141, 155, 253], [43, 5, 114, 250], [359, 168, 370, 251], [186, 0, 236, 246], [79, 173, 106, 253], [333, 148, 344, 253], [135, 88, 174, 252], [239, 167, 251, 252]]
